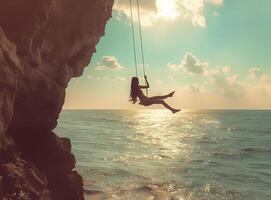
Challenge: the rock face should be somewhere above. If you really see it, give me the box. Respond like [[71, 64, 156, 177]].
[[0, 0, 114, 199]]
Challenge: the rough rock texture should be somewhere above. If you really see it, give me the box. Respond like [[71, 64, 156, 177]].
[[0, 0, 113, 199]]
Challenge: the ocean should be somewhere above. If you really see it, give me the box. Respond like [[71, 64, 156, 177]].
[[55, 110, 271, 200]]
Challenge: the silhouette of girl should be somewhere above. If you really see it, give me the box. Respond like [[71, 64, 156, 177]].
[[130, 76, 181, 113]]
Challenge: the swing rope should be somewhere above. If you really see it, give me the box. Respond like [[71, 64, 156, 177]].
[[130, 0, 148, 96], [129, 0, 138, 77], [136, 0, 148, 96]]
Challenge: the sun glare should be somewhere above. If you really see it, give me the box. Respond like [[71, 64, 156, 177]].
[[156, 0, 179, 20]]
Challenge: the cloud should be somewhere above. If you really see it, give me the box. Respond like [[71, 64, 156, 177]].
[[168, 53, 247, 98], [169, 52, 247, 98], [248, 67, 263, 79], [180, 0, 223, 27], [208, 0, 224, 6], [95, 56, 123, 71], [181, 0, 204, 14], [181, 53, 208, 74], [222, 66, 231, 74], [184, 84, 207, 93], [114, 0, 158, 27], [114, 77, 127, 83], [168, 63, 179, 71], [169, 52, 208, 75], [261, 74, 271, 84], [192, 14, 206, 27], [113, 0, 223, 27], [209, 68, 245, 98], [156, 0, 180, 20], [169, 53, 245, 99], [248, 67, 271, 85], [95, 76, 109, 80], [114, 0, 157, 14]]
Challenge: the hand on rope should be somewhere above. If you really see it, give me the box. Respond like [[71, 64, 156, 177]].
[[144, 75, 147, 80], [144, 75, 149, 97]]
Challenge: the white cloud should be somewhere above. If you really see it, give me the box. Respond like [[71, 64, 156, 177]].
[[169, 52, 208, 75], [181, 53, 208, 74], [168, 63, 179, 71], [156, 0, 180, 20], [208, 0, 224, 6], [169, 52, 247, 98], [182, 0, 204, 13], [185, 84, 207, 93], [248, 67, 263, 79], [95, 56, 123, 71], [114, 77, 127, 83], [168, 53, 254, 98], [113, 0, 223, 27], [95, 76, 109, 80], [208, 67, 245, 98], [174, 53, 271, 100], [222, 66, 231, 74], [180, 0, 206, 27], [114, 0, 158, 27], [261, 74, 271, 84], [248, 67, 271, 85], [192, 14, 206, 27]]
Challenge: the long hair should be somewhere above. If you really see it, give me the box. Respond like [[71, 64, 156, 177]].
[[130, 77, 139, 104]]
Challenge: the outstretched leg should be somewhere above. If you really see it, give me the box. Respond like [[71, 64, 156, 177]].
[[149, 91, 175, 101], [153, 99, 180, 113]]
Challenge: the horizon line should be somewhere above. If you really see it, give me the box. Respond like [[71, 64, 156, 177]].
[[62, 108, 271, 111]]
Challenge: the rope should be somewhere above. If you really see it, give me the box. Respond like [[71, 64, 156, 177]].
[[130, 0, 149, 96], [136, 0, 146, 76], [129, 0, 138, 77], [136, 0, 148, 96]]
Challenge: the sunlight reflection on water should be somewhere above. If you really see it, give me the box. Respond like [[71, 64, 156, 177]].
[[55, 109, 271, 200], [127, 109, 193, 159]]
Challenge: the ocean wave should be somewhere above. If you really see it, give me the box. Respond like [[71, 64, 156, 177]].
[[84, 181, 248, 200], [241, 147, 271, 153], [211, 147, 271, 159], [56, 110, 271, 200]]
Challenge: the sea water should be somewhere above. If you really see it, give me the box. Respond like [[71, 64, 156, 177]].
[[55, 110, 271, 200]]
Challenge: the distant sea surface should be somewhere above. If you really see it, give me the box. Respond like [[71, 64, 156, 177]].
[[55, 110, 271, 200]]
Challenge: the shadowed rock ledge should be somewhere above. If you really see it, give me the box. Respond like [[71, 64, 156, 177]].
[[0, 0, 114, 199]]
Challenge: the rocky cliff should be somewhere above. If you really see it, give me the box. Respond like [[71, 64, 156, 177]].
[[0, 0, 114, 199]]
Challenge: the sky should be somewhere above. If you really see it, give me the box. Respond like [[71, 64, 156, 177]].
[[64, 0, 271, 109]]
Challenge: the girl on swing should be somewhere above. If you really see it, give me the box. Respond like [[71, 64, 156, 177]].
[[130, 75, 181, 113]]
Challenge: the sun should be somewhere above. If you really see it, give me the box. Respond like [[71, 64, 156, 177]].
[[156, 0, 179, 20]]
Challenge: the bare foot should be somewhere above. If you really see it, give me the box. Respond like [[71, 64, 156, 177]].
[[169, 91, 175, 97], [172, 109, 181, 114]]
